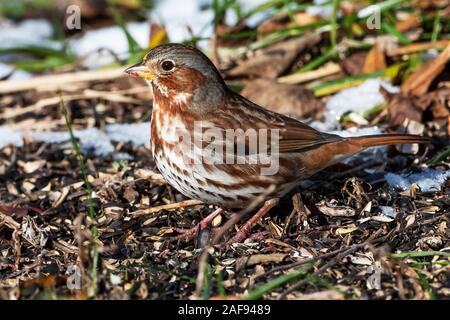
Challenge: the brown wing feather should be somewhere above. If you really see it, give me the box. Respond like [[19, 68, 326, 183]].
[[211, 92, 344, 153]]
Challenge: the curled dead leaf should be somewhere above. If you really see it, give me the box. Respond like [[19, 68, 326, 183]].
[[316, 201, 356, 217], [335, 224, 358, 235]]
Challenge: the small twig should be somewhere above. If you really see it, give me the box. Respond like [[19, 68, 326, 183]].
[[0, 67, 126, 94], [0, 210, 21, 230], [130, 199, 204, 218], [277, 246, 359, 300], [258, 233, 390, 280], [3, 88, 146, 120]]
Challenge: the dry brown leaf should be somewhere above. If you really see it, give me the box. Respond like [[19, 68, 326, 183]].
[[52, 186, 70, 207], [396, 14, 422, 32], [387, 40, 450, 56], [123, 184, 138, 203], [384, 90, 428, 127], [0, 203, 28, 218], [341, 51, 367, 75], [415, 0, 450, 9], [335, 224, 358, 235], [17, 160, 46, 174], [402, 45, 450, 96], [236, 253, 288, 270], [316, 201, 356, 217], [287, 290, 344, 300], [227, 33, 321, 79], [257, 13, 319, 36], [240, 79, 324, 117], [293, 12, 321, 26], [362, 42, 387, 73], [417, 86, 450, 127]]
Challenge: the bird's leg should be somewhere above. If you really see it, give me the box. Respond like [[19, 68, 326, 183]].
[[226, 199, 279, 245], [172, 208, 224, 242]]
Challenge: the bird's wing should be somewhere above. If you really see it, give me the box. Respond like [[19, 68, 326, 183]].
[[205, 93, 343, 154], [275, 114, 343, 152]]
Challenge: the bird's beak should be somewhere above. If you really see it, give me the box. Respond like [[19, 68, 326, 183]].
[[124, 62, 154, 80]]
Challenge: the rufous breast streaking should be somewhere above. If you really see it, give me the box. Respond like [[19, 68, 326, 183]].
[[125, 43, 429, 244]]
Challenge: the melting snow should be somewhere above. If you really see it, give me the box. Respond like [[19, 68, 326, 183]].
[[0, 19, 55, 49], [306, 0, 335, 18], [310, 79, 399, 131], [105, 122, 150, 147], [325, 79, 399, 126], [385, 169, 450, 192], [378, 206, 397, 218], [0, 127, 24, 149], [0, 62, 31, 80], [0, 123, 150, 157], [68, 22, 151, 69]]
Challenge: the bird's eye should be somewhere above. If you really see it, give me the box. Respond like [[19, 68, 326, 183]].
[[161, 60, 175, 71]]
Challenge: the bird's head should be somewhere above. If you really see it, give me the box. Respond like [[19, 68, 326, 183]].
[[125, 43, 227, 113]]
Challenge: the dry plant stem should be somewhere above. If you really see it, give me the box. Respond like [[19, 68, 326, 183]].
[[259, 232, 390, 281], [387, 40, 450, 56], [130, 199, 203, 217], [0, 67, 125, 94], [277, 63, 341, 84], [277, 246, 360, 300], [2, 87, 147, 120]]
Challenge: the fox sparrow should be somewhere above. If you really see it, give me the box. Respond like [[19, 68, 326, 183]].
[[125, 43, 429, 244]]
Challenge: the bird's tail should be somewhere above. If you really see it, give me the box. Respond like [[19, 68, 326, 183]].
[[348, 134, 430, 148]]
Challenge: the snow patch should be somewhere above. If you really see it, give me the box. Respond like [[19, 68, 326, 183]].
[[0, 127, 24, 149], [105, 122, 150, 147], [0, 19, 55, 49], [0, 123, 151, 157], [0, 62, 32, 80], [310, 79, 398, 131], [69, 22, 150, 69], [385, 169, 450, 192], [378, 206, 397, 218], [31, 128, 114, 156], [325, 79, 398, 126]]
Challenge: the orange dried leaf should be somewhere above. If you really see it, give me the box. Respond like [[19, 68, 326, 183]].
[[401, 45, 450, 96], [396, 14, 421, 32], [362, 42, 386, 73]]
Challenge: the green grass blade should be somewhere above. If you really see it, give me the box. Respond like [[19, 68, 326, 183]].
[[61, 99, 98, 297], [381, 22, 412, 45], [108, 0, 141, 56], [431, 12, 441, 42], [392, 250, 450, 259], [427, 146, 450, 166], [330, 0, 339, 49], [241, 264, 312, 300]]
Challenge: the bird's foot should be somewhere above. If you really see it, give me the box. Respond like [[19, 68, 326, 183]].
[[225, 199, 278, 245], [172, 208, 224, 242]]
